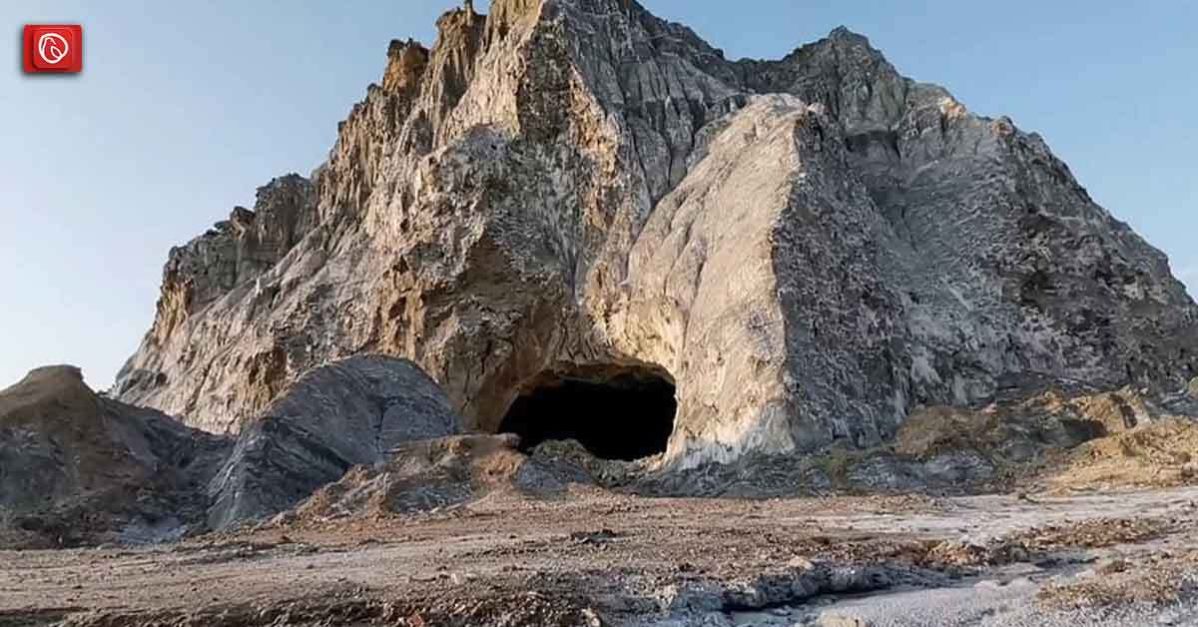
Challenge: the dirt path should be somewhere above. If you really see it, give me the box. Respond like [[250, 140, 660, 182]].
[[3, 486, 1197, 626]]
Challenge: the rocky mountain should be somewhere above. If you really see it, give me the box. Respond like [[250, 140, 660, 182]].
[[114, 0, 1197, 469]]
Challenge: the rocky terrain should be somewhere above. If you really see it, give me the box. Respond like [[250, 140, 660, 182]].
[[0, 366, 227, 549], [1, 357, 468, 547], [207, 355, 461, 529], [4, 0, 1198, 625], [6, 486, 1198, 626]]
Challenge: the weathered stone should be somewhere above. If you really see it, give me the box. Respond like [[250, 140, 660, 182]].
[[2, 356, 467, 541], [206, 355, 460, 528], [114, 1, 1198, 469], [0, 366, 228, 545], [291, 433, 543, 521], [129, 174, 316, 351]]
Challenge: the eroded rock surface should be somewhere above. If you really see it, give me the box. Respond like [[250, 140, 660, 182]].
[[1, 357, 465, 541], [207, 355, 461, 529], [0, 367, 228, 546], [114, 0, 1198, 468], [139, 175, 317, 350]]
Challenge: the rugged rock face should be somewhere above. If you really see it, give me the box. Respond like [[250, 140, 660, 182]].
[[115, 0, 1198, 468], [0, 367, 228, 546], [120, 174, 317, 390], [207, 355, 460, 528]]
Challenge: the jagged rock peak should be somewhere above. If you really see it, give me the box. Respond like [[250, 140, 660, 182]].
[[132, 172, 315, 353], [828, 25, 868, 41], [383, 39, 430, 92]]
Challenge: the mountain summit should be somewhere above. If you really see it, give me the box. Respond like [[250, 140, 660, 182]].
[[115, 0, 1197, 468]]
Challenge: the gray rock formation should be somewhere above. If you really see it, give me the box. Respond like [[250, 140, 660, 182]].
[[207, 355, 460, 528], [1, 356, 464, 542], [115, 0, 1198, 468], [0, 366, 228, 545]]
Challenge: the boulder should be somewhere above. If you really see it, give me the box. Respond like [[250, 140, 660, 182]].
[[206, 355, 460, 528]]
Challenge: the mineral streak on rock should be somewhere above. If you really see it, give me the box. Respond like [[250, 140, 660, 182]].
[[115, 0, 1198, 467]]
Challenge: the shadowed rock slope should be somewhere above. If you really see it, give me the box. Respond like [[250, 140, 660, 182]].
[[0, 367, 228, 546], [1, 356, 463, 544], [114, 0, 1198, 468], [208, 355, 460, 528]]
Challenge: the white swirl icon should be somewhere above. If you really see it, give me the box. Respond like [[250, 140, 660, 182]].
[[37, 32, 69, 65]]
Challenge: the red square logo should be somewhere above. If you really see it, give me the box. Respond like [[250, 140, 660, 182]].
[[23, 25, 83, 73]]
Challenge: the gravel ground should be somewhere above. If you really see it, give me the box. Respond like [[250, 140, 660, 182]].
[[2, 486, 1197, 626]]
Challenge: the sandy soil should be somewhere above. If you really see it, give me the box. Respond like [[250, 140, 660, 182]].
[[3, 485, 1198, 626]]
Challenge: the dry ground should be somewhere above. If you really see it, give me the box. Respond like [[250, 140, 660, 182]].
[[4, 485, 1198, 626]]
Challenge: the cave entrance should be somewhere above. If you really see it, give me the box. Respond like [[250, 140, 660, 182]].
[[498, 366, 676, 461]]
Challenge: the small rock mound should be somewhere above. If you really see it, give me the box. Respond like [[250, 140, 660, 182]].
[[888, 385, 1198, 491], [287, 434, 603, 523], [632, 384, 1198, 497], [894, 386, 1171, 465], [292, 434, 523, 521], [3, 357, 484, 544], [1045, 418, 1198, 490], [0, 366, 228, 547]]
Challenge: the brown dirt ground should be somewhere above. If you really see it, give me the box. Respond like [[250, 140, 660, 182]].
[[4, 485, 1198, 626]]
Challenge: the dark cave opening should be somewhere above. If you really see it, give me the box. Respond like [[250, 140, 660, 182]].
[[498, 368, 677, 461]]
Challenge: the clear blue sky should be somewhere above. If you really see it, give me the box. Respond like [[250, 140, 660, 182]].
[[2, 1, 1195, 390]]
